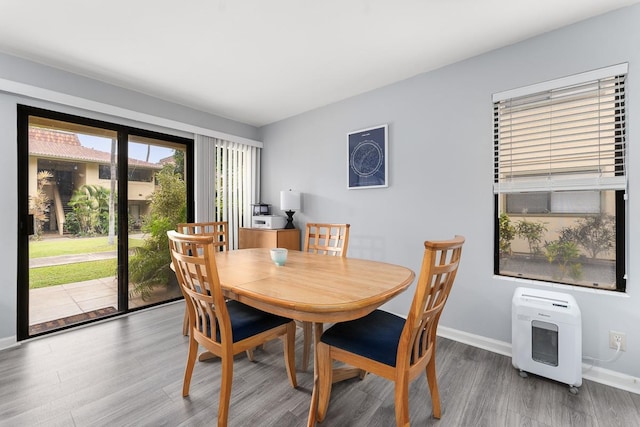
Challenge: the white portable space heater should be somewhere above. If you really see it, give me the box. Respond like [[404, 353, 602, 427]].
[[512, 287, 582, 393]]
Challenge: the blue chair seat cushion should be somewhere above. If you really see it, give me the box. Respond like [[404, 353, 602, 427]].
[[222, 300, 292, 342], [320, 309, 405, 367]]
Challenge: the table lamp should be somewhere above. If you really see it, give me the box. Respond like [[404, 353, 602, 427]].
[[280, 189, 301, 229]]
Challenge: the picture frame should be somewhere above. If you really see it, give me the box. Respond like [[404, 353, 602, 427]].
[[347, 124, 388, 189]]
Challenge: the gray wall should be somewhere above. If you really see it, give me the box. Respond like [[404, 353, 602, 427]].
[[260, 4, 640, 380], [0, 53, 259, 345]]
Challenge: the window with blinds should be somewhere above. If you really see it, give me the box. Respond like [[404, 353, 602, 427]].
[[493, 64, 626, 291]]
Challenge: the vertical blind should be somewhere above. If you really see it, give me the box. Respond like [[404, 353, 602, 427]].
[[493, 65, 627, 194], [195, 135, 261, 248]]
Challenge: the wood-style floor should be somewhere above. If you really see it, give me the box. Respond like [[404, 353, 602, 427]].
[[1, 301, 639, 426]]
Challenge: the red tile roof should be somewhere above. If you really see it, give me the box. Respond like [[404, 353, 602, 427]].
[[159, 155, 175, 165], [29, 127, 162, 169]]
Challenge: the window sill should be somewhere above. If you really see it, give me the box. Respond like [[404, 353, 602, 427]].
[[494, 274, 629, 298]]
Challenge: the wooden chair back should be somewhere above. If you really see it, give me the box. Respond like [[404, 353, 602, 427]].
[[177, 221, 228, 252], [304, 223, 350, 257], [398, 235, 465, 372], [168, 231, 230, 348], [176, 222, 229, 336]]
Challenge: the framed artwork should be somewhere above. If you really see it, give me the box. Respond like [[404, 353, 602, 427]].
[[347, 124, 388, 189]]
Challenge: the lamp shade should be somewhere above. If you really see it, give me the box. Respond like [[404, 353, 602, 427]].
[[280, 190, 301, 211]]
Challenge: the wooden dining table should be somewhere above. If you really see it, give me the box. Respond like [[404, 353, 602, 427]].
[[212, 248, 416, 427]]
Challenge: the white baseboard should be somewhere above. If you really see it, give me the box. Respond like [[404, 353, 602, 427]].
[[438, 325, 513, 357], [0, 336, 19, 352], [437, 326, 640, 395], [581, 365, 640, 394]]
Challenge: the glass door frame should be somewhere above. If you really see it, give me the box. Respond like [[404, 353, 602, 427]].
[[17, 105, 194, 340]]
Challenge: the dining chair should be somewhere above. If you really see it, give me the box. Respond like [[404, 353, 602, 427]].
[[168, 230, 297, 427], [177, 221, 229, 336], [304, 222, 350, 256], [176, 222, 259, 361], [315, 235, 465, 426], [299, 223, 350, 371]]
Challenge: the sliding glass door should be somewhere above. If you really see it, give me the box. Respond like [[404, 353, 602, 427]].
[[17, 106, 193, 339], [127, 135, 187, 309]]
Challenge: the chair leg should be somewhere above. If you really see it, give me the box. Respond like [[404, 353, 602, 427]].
[[426, 357, 441, 419], [316, 342, 334, 422], [246, 349, 255, 361], [182, 305, 189, 336], [302, 321, 312, 371], [217, 352, 234, 427], [394, 375, 410, 427], [283, 322, 298, 388], [182, 336, 199, 397]]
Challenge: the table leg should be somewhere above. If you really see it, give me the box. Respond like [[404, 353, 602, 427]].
[[306, 322, 323, 427]]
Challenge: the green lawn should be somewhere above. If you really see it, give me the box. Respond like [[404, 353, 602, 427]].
[[29, 236, 144, 258], [30, 259, 117, 289], [29, 235, 145, 288]]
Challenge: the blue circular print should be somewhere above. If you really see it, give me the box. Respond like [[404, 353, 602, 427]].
[[350, 140, 383, 177]]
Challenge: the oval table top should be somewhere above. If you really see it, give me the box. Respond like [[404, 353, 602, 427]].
[[214, 248, 416, 323]]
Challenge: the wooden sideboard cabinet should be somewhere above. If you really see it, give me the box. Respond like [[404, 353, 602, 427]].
[[238, 228, 301, 250]]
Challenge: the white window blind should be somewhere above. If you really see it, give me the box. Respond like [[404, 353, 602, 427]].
[[195, 135, 261, 248], [493, 65, 627, 194]]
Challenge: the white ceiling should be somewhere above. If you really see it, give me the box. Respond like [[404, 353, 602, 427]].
[[0, 0, 637, 127]]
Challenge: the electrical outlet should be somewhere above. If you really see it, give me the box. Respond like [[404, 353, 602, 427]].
[[609, 331, 626, 351]]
